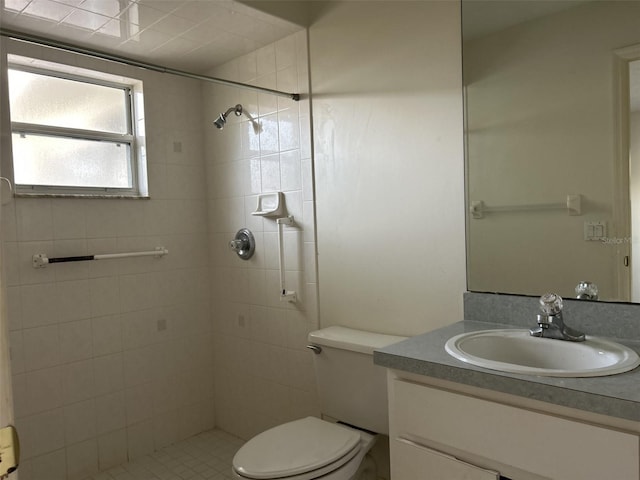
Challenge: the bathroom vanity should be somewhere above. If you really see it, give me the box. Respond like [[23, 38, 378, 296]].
[[374, 296, 640, 480]]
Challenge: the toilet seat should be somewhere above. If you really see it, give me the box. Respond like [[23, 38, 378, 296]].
[[232, 417, 362, 480]]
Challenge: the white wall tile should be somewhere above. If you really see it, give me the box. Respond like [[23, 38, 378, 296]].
[[125, 383, 154, 425], [21, 283, 60, 329], [1, 201, 18, 242], [259, 114, 280, 156], [95, 391, 127, 435], [59, 319, 93, 363], [256, 44, 276, 76], [85, 203, 120, 239], [66, 438, 99, 480], [278, 108, 300, 152], [123, 345, 155, 387], [241, 121, 261, 159], [56, 279, 92, 322], [64, 399, 97, 445], [16, 199, 53, 241], [62, 359, 95, 404], [126, 419, 154, 459], [121, 309, 155, 350], [275, 35, 296, 70], [276, 65, 298, 94], [280, 150, 302, 192], [260, 153, 281, 192], [89, 276, 120, 317], [93, 353, 124, 397], [98, 429, 128, 471], [9, 330, 24, 374], [92, 315, 123, 357], [6, 286, 23, 331], [51, 199, 87, 240], [153, 410, 180, 449], [17, 408, 65, 459], [28, 449, 67, 480], [3, 242, 21, 286], [237, 51, 257, 82], [119, 273, 160, 313], [23, 366, 63, 416], [257, 78, 278, 118], [23, 325, 61, 371]]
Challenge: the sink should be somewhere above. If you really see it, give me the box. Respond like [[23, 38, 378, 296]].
[[445, 329, 640, 377]]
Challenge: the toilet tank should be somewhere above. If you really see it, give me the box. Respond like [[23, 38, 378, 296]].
[[308, 326, 406, 436]]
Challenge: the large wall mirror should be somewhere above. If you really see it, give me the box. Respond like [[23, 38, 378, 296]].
[[464, 0, 640, 302]]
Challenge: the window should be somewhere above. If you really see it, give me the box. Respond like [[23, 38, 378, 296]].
[[7, 56, 147, 197]]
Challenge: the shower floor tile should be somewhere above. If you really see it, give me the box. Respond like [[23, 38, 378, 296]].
[[85, 429, 244, 480]]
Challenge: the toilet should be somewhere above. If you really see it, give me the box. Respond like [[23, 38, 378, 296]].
[[232, 326, 406, 480]]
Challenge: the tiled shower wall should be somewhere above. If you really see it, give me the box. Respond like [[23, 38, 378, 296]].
[[203, 30, 321, 440], [2, 41, 214, 480]]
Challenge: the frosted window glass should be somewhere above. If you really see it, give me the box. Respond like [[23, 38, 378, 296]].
[[12, 133, 132, 189], [8, 69, 128, 134]]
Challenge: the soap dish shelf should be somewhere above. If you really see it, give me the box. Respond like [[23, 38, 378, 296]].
[[252, 192, 284, 217]]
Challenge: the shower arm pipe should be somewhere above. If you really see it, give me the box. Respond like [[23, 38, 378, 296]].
[[32, 247, 169, 268], [277, 216, 297, 303], [0, 28, 300, 101]]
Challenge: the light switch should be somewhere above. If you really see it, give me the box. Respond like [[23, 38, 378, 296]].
[[584, 221, 606, 241]]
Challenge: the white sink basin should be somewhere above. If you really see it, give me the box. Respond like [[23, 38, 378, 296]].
[[445, 329, 640, 377]]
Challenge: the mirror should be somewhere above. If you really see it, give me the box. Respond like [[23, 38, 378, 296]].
[[464, 0, 640, 302]]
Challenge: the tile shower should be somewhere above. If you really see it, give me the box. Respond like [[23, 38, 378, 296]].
[[3, 30, 318, 480]]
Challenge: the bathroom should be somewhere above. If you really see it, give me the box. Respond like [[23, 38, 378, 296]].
[[0, 1, 639, 479]]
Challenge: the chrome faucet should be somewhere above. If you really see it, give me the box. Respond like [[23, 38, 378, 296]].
[[575, 281, 598, 300], [530, 293, 585, 342]]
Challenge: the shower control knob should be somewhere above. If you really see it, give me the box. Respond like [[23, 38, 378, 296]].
[[229, 240, 244, 251], [229, 228, 255, 260]]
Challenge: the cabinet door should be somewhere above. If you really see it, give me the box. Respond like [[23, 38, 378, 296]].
[[391, 379, 640, 480], [393, 437, 500, 479]]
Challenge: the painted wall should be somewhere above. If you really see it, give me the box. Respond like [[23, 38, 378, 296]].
[[308, 1, 466, 336], [466, 2, 640, 300], [202, 31, 320, 441], [1, 40, 214, 480], [631, 112, 640, 300]]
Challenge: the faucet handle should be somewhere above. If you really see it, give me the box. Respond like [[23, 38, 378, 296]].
[[575, 281, 598, 300], [539, 293, 563, 315]]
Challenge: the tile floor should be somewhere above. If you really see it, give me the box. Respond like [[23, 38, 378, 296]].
[[84, 429, 244, 480]]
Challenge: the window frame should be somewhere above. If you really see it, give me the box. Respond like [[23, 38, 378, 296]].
[[8, 61, 146, 198]]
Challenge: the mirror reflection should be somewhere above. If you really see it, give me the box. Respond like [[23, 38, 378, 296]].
[[464, 0, 640, 302]]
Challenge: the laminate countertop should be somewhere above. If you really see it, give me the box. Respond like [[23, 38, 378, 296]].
[[374, 320, 640, 422]]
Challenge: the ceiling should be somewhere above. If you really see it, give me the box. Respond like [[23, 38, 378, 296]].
[[0, 0, 303, 73], [462, 0, 589, 41]]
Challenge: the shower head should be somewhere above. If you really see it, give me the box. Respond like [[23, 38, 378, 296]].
[[213, 104, 243, 129]]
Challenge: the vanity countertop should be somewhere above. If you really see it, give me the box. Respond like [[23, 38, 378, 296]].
[[374, 320, 640, 422]]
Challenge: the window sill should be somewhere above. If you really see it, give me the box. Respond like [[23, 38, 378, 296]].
[[14, 192, 150, 199]]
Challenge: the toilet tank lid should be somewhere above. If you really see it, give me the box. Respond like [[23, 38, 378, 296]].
[[308, 326, 407, 355]]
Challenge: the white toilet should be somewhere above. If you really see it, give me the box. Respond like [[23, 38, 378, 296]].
[[232, 326, 406, 480]]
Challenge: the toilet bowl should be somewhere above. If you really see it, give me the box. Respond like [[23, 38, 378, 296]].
[[231, 327, 405, 480], [232, 417, 376, 480]]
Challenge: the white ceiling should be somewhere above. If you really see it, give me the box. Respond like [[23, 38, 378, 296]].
[[462, 0, 588, 41], [0, 0, 303, 73]]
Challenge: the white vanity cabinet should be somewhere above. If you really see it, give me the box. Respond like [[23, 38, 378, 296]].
[[388, 375, 640, 480]]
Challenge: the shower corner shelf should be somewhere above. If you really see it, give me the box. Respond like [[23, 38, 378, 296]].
[[252, 192, 284, 217]]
